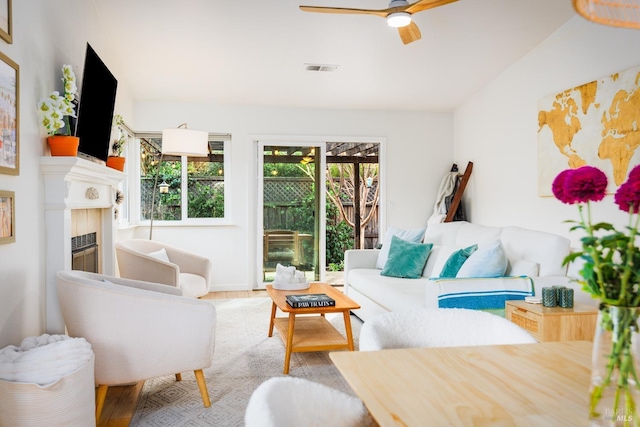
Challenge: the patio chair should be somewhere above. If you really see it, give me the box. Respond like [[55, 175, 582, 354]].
[[263, 229, 301, 267]]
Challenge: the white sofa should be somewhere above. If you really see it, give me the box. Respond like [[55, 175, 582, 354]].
[[344, 221, 596, 321]]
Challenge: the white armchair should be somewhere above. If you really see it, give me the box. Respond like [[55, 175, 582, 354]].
[[56, 270, 217, 423], [115, 239, 212, 298]]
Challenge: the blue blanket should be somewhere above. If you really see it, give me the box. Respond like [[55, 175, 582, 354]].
[[433, 276, 535, 310]]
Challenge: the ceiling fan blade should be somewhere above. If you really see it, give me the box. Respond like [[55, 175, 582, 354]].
[[406, 0, 458, 14], [300, 6, 387, 18], [398, 21, 421, 45]]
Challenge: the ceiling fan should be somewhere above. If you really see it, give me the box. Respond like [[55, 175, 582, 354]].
[[299, 0, 458, 45]]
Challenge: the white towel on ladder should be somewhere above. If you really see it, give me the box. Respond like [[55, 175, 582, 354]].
[[428, 171, 459, 224]]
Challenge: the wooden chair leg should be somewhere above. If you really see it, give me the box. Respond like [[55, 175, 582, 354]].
[[175, 373, 182, 381], [194, 369, 211, 407], [95, 384, 109, 423]]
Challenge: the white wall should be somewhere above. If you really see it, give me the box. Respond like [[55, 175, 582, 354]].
[[132, 103, 453, 289], [0, 1, 134, 348], [454, 16, 640, 247]]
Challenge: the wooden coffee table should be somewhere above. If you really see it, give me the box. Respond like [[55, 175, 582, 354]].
[[266, 282, 360, 374]]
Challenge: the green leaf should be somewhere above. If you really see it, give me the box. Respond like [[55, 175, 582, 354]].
[[563, 252, 584, 265], [591, 222, 616, 231]]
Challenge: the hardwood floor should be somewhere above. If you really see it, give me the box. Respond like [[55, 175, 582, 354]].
[[97, 381, 146, 427], [97, 289, 267, 427]]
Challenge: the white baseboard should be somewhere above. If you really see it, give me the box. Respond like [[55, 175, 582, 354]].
[[208, 283, 255, 292]]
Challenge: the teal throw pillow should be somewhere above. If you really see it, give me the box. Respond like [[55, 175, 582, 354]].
[[439, 244, 478, 278], [375, 226, 426, 269], [456, 240, 508, 278], [381, 236, 433, 279]]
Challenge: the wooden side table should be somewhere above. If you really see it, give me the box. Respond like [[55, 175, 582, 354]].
[[505, 300, 598, 342]]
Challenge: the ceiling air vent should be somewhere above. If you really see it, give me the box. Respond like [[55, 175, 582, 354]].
[[304, 63, 339, 72]]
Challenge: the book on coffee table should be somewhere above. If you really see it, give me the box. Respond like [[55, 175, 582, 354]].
[[286, 293, 335, 308]]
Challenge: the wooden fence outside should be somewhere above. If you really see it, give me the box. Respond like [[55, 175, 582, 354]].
[[141, 176, 380, 248]]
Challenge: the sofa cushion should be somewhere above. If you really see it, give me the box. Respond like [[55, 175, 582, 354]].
[[381, 236, 433, 279], [500, 226, 569, 276], [375, 226, 426, 269], [423, 222, 570, 277], [507, 259, 540, 277], [424, 222, 501, 247], [348, 269, 427, 312], [439, 244, 478, 278], [456, 240, 507, 278], [453, 223, 502, 248]]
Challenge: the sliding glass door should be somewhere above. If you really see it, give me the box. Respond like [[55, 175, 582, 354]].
[[258, 142, 326, 285]]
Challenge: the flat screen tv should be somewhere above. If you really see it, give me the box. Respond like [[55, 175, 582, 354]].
[[75, 43, 118, 163]]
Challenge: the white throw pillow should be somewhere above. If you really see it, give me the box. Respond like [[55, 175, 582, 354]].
[[507, 259, 540, 277], [375, 226, 426, 269], [456, 240, 508, 278], [147, 248, 171, 263]]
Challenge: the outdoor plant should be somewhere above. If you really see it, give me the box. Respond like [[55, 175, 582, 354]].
[[188, 180, 224, 218], [38, 64, 78, 136], [328, 261, 345, 272], [326, 219, 353, 266], [288, 192, 354, 266], [552, 165, 640, 424]]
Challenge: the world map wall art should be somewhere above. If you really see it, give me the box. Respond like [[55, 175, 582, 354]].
[[537, 65, 640, 196]]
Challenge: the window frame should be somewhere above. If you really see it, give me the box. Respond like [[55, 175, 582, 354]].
[[134, 131, 232, 227], [114, 121, 134, 228]]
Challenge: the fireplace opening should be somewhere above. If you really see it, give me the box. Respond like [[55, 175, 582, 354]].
[[72, 232, 99, 273]]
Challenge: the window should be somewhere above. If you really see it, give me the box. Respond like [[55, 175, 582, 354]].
[[138, 133, 230, 224], [114, 120, 134, 226]]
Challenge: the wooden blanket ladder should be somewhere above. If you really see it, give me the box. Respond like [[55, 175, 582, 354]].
[[444, 161, 473, 222]]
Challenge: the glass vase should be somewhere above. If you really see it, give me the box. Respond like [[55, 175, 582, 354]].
[[590, 305, 640, 426]]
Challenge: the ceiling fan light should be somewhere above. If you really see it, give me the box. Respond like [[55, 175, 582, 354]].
[[387, 12, 411, 28]]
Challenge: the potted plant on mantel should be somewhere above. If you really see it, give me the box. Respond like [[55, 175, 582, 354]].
[[106, 114, 126, 171], [38, 64, 79, 156]]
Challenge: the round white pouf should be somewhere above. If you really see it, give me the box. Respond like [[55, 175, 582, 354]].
[[0, 334, 95, 427]]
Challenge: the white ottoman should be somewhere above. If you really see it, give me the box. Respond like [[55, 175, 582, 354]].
[[0, 334, 95, 427]]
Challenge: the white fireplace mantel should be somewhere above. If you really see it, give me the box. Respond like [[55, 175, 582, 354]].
[[41, 156, 125, 333]]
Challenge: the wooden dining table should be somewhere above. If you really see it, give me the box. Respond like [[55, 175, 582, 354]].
[[330, 340, 592, 426]]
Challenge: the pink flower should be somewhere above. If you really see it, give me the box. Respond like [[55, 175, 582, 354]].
[[629, 164, 640, 182], [615, 180, 640, 213], [552, 169, 576, 204], [563, 166, 607, 203]]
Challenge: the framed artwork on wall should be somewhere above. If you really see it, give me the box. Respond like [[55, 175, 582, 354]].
[[0, 190, 14, 244], [0, 49, 18, 175], [0, 0, 12, 44], [537, 64, 640, 196]]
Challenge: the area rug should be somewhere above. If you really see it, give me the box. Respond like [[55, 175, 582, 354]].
[[130, 297, 362, 426]]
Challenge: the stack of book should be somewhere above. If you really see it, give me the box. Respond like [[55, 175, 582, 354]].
[[286, 293, 335, 308]]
